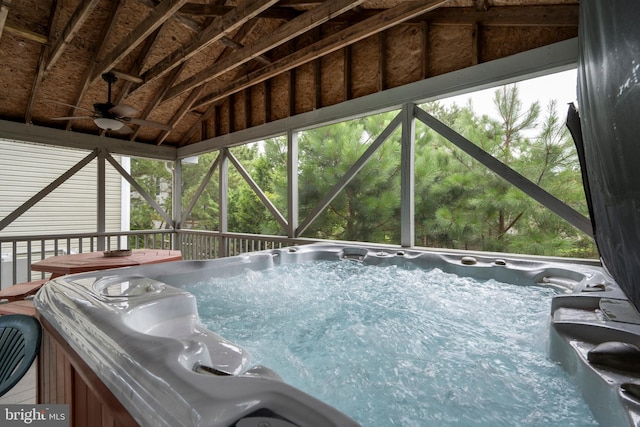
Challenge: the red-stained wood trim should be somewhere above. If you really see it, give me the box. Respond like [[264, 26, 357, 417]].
[[37, 315, 139, 427]]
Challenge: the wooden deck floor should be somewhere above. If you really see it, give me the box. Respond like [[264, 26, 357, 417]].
[[0, 360, 36, 404]]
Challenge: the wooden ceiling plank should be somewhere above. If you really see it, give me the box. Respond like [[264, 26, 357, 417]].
[[136, 0, 271, 65], [378, 31, 386, 91], [169, 19, 265, 146], [25, 0, 59, 124], [91, 0, 191, 83], [122, 17, 211, 139], [44, 0, 101, 77], [163, 0, 370, 104], [179, 4, 301, 20], [179, 101, 217, 146], [305, 5, 577, 27], [4, 22, 49, 44], [140, 0, 280, 88], [104, 26, 164, 136], [473, 0, 490, 12], [191, 0, 451, 110], [155, 85, 206, 145], [111, 70, 144, 84], [421, 21, 430, 79], [471, 23, 479, 65], [65, 0, 124, 131], [129, 63, 185, 141], [278, 0, 323, 6], [425, 5, 578, 27], [135, 0, 202, 32], [218, 37, 272, 65], [0, 0, 14, 41]]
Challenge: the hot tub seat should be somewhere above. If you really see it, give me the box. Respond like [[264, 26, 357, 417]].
[[35, 269, 360, 427], [549, 288, 640, 427]]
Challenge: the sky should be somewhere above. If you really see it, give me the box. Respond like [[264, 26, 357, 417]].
[[440, 69, 578, 122]]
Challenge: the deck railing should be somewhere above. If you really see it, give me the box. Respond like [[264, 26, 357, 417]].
[[0, 229, 317, 288]]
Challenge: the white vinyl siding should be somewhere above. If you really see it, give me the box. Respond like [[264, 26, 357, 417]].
[[0, 139, 123, 237]]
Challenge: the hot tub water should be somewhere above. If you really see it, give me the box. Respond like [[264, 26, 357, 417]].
[[184, 260, 597, 427]]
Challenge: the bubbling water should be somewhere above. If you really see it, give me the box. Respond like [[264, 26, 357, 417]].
[[184, 260, 597, 427]]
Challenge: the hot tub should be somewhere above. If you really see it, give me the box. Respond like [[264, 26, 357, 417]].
[[34, 243, 640, 426]]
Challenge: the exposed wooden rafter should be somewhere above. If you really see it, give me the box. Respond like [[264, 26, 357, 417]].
[[425, 5, 577, 26], [115, 26, 164, 103], [0, 0, 13, 41], [24, 0, 59, 124], [90, 0, 190, 82], [101, 26, 164, 137], [178, 4, 301, 20], [138, 0, 279, 89], [44, 0, 101, 78], [135, 0, 203, 32], [129, 63, 185, 141], [3, 21, 48, 44], [66, 0, 123, 131], [161, 19, 265, 145], [162, 0, 370, 104], [0, 0, 580, 147], [191, 0, 452, 110]]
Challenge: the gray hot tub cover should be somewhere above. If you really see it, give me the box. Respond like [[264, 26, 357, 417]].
[[576, 0, 640, 312]]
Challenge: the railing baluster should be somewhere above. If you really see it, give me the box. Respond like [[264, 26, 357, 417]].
[[27, 241, 32, 281], [0, 242, 4, 287], [0, 230, 317, 287], [11, 242, 17, 285]]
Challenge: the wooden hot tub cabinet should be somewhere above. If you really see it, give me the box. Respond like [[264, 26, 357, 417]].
[[37, 314, 139, 427]]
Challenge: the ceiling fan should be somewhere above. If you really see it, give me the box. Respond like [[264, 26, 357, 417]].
[[50, 72, 172, 134]]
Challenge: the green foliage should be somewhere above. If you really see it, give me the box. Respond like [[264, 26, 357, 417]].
[[296, 114, 402, 243], [180, 152, 220, 230], [129, 158, 172, 230], [415, 84, 597, 257], [129, 84, 598, 258]]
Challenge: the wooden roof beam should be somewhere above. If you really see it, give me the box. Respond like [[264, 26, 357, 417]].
[[24, 0, 59, 124], [4, 22, 48, 44], [90, 0, 190, 83], [473, 0, 491, 12], [138, 0, 279, 89], [425, 5, 578, 26], [102, 26, 164, 137], [129, 63, 185, 141], [135, 0, 201, 32], [110, 69, 144, 84], [179, 99, 218, 146], [0, 0, 13, 41], [155, 85, 205, 146], [217, 37, 272, 65], [107, 29, 162, 113], [130, 1, 281, 68], [163, 0, 370, 104], [191, 0, 452, 110], [179, 4, 301, 20], [278, 1, 323, 6], [163, 19, 265, 145], [65, 0, 123, 131], [128, 15, 214, 142], [44, 0, 101, 78], [316, 5, 577, 27]]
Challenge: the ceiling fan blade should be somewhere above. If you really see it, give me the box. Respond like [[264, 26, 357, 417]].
[[127, 118, 172, 131], [109, 103, 139, 117], [113, 124, 134, 135], [45, 99, 95, 114], [50, 116, 95, 120]]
